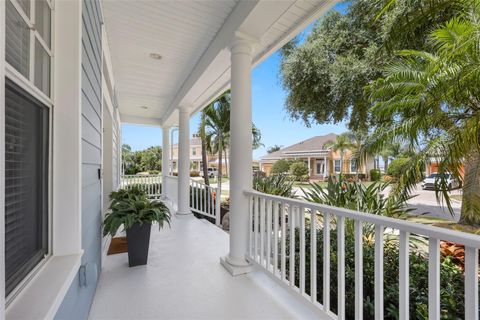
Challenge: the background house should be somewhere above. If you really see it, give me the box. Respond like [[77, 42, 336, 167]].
[[260, 133, 374, 179]]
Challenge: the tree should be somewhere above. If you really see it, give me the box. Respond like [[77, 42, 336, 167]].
[[202, 91, 263, 190], [199, 111, 210, 185], [290, 161, 309, 181], [364, 0, 480, 225], [324, 133, 353, 175], [271, 159, 291, 175], [279, 0, 461, 131], [267, 145, 283, 154]]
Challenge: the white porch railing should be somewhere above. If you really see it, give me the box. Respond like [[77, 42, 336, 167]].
[[120, 174, 162, 198], [190, 178, 221, 226], [165, 175, 178, 205], [245, 190, 480, 320]]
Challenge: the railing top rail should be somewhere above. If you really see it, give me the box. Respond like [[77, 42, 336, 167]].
[[245, 190, 480, 248], [190, 178, 215, 189], [165, 175, 178, 180]]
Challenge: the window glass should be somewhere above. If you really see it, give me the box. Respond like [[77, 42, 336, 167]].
[[34, 39, 51, 96], [35, 0, 51, 46], [350, 160, 357, 172], [334, 160, 341, 172], [6, 0, 30, 78], [5, 79, 49, 296]]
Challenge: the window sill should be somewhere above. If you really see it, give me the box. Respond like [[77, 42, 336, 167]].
[[6, 252, 83, 320]]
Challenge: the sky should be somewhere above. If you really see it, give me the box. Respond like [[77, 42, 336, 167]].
[[122, 3, 349, 160]]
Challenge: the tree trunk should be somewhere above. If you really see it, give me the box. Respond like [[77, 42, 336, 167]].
[[384, 157, 389, 174], [224, 149, 228, 177], [200, 115, 209, 186], [459, 148, 480, 225], [218, 145, 223, 192]]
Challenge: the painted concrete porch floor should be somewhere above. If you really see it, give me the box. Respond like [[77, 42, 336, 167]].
[[89, 214, 322, 320]]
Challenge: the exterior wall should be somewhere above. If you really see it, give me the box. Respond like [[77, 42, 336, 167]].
[[55, 1, 103, 319]]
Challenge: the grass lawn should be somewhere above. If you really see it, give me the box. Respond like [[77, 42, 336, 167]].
[[293, 181, 376, 188], [405, 215, 480, 235]]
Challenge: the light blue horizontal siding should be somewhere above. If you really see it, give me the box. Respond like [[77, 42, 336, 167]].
[[55, 0, 103, 319]]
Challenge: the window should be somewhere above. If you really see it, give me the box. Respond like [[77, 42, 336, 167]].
[[350, 159, 357, 173], [192, 148, 196, 156], [5, 79, 49, 296], [6, 0, 53, 97], [4, 0, 53, 298], [334, 160, 341, 173]]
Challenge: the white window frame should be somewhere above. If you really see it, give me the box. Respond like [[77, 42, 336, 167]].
[[334, 159, 341, 173], [4, 0, 54, 305]]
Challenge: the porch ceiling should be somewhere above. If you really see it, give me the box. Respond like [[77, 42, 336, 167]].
[[101, 0, 338, 127]]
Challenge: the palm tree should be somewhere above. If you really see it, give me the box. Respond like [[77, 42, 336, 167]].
[[364, 0, 480, 225], [324, 133, 353, 175], [267, 145, 283, 154], [202, 91, 263, 191], [199, 111, 209, 185], [347, 129, 369, 179]]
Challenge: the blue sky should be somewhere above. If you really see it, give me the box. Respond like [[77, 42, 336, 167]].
[[122, 3, 349, 160]]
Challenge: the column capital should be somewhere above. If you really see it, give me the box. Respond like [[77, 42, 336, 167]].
[[177, 105, 191, 113], [229, 31, 258, 55]]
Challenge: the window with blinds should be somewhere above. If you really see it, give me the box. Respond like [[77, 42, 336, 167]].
[[5, 79, 49, 296]]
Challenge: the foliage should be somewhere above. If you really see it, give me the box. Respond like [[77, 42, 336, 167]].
[[271, 159, 292, 175], [302, 176, 412, 218], [370, 169, 381, 181], [386, 158, 410, 179], [363, 0, 480, 225], [103, 187, 171, 237], [285, 227, 467, 319], [279, 0, 459, 131], [289, 161, 309, 181], [122, 144, 162, 175], [253, 175, 296, 198], [267, 145, 283, 154]]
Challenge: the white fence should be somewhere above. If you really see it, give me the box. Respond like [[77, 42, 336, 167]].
[[190, 179, 221, 226], [120, 174, 162, 198], [245, 190, 480, 320]]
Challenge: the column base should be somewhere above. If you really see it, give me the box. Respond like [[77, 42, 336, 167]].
[[175, 210, 192, 216], [220, 255, 252, 276]]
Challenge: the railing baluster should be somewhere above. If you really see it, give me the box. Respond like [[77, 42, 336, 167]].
[[399, 231, 410, 320], [337, 216, 345, 320], [281, 202, 286, 281], [428, 238, 440, 319], [300, 206, 306, 294], [289, 205, 295, 287], [266, 199, 272, 272], [203, 184, 207, 213], [273, 201, 279, 277], [354, 220, 363, 320], [207, 185, 211, 215], [254, 196, 259, 263], [310, 208, 317, 304], [375, 225, 384, 320], [465, 246, 479, 320], [249, 196, 253, 259], [323, 213, 330, 312], [260, 197, 266, 266]]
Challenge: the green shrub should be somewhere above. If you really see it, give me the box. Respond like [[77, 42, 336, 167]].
[[285, 228, 467, 319], [271, 159, 292, 175], [302, 176, 413, 217], [290, 161, 309, 181], [370, 169, 381, 181], [126, 183, 162, 197], [387, 158, 410, 178], [253, 174, 296, 198], [148, 170, 160, 174]]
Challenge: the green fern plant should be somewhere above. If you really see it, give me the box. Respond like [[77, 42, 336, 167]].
[[103, 186, 171, 237]]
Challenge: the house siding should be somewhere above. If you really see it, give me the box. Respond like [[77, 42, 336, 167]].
[[55, 1, 103, 319]]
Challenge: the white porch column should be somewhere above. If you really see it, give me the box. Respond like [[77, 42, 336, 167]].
[[177, 106, 191, 215], [161, 126, 170, 200], [307, 157, 311, 176], [221, 34, 254, 275]]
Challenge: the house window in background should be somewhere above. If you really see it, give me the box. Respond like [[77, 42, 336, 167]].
[[334, 160, 341, 173], [350, 159, 357, 173], [5, 0, 53, 298]]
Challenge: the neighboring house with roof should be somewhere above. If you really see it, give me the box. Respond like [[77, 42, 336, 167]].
[[259, 133, 374, 180]]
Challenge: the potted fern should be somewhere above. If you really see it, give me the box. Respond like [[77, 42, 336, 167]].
[[103, 187, 171, 267]]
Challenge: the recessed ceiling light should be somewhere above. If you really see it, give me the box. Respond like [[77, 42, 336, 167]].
[[140, 106, 148, 109], [149, 53, 162, 60]]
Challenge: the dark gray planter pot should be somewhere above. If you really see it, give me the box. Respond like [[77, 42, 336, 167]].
[[126, 222, 151, 267]]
